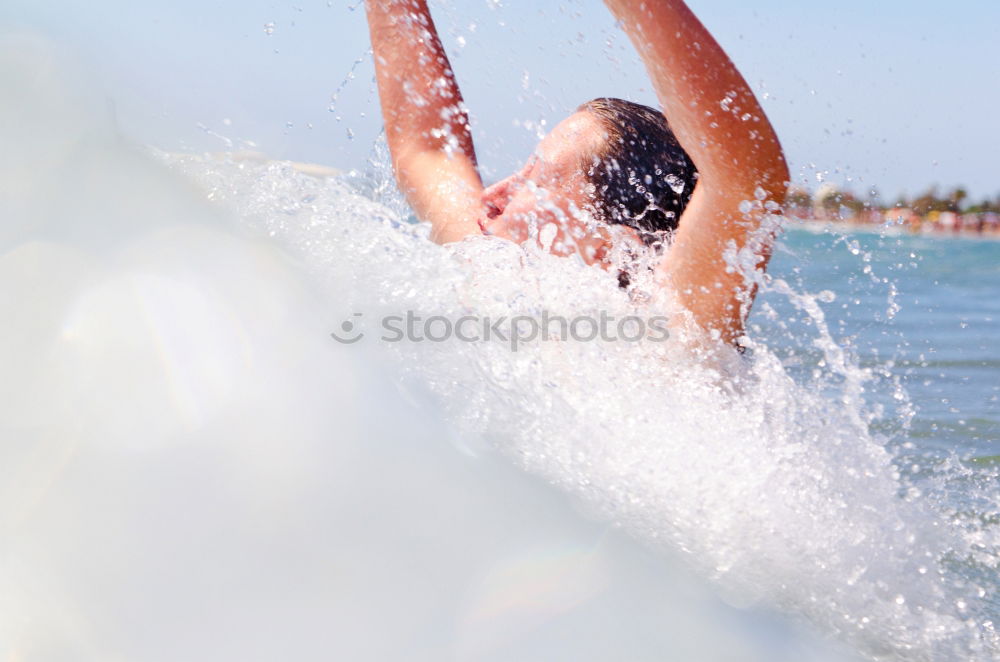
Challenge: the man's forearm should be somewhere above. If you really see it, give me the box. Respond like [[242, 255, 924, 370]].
[[603, 0, 787, 197], [365, 0, 477, 173]]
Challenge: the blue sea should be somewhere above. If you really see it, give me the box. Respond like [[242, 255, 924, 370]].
[[763, 227, 999, 460]]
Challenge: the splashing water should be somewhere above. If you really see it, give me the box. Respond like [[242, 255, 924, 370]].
[[4, 33, 1000, 662], [163, 146, 1000, 659]]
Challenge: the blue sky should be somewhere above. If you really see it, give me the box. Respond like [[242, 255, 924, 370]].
[[3, 0, 999, 202]]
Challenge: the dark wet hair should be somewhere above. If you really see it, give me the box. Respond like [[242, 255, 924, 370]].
[[578, 98, 698, 241]]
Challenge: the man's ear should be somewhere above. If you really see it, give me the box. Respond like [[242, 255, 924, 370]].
[[605, 222, 643, 248]]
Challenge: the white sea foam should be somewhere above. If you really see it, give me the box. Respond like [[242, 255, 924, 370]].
[[163, 145, 1000, 660], [3, 33, 998, 662]]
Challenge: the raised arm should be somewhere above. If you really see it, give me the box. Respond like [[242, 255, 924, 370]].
[[365, 0, 485, 243], [604, 0, 789, 343]]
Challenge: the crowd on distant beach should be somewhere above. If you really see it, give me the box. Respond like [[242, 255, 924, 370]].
[[806, 207, 1000, 237], [784, 185, 1000, 237]]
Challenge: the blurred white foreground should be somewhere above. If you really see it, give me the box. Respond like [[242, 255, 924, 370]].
[[0, 33, 862, 662]]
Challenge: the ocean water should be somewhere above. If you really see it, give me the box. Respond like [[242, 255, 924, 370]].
[[765, 228, 998, 460], [3, 34, 1000, 662]]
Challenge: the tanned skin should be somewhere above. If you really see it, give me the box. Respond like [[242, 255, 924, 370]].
[[365, 0, 789, 344]]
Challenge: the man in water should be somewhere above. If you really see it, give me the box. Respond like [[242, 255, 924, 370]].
[[364, 0, 788, 346]]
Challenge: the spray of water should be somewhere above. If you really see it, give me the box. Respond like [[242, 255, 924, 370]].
[[167, 138, 1000, 659]]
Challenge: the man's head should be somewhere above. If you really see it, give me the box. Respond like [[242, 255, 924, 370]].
[[578, 98, 697, 239], [481, 98, 697, 261]]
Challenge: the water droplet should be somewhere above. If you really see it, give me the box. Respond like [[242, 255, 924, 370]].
[[263, 22, 275, 35], [665, 174, 685, 195]]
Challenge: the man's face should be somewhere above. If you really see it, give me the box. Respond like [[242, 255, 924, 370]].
[[481, 111, 613, 264]]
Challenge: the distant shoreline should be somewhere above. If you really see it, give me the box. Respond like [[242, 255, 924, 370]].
[[789, 219, 1000, 242]]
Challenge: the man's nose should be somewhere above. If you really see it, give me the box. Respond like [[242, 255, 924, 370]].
[[482, 175, 520, 218]]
